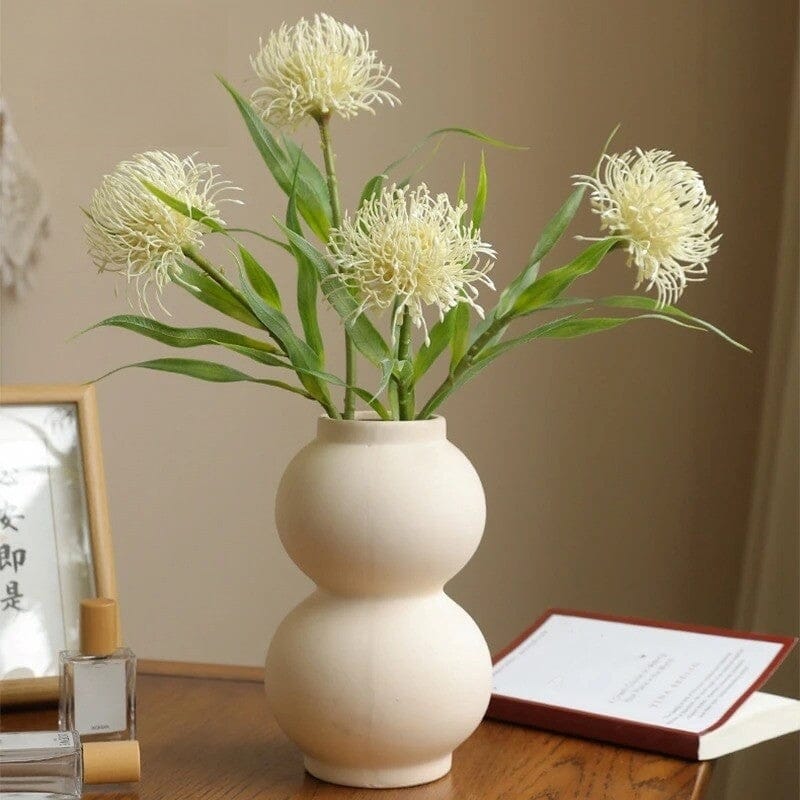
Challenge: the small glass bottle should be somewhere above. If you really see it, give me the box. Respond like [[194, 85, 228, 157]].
[[59, 597, 137, 741], [0, 730, 140, 797]]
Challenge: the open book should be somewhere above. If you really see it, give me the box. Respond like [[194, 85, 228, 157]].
[[488, 609, 799, 760]]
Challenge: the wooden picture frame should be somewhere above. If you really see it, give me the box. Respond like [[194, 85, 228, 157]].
[[0, 384, 118, 705]]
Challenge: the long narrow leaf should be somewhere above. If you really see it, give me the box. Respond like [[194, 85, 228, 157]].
[[238, 246, 281, 310], [511, 237, 623, 315], [414, 308, 455, 380], [456, 166, 467, 205], [471, 152, 488, 229], [487, 127, 620, 329], [95, 358, 313, 398], [140, 180, 225, 232], [176, 261, 262, 329], [224, 227, 291, 252], [281, 136, 332, 218], [492, 186, 587, 322], [467, 296, 594, 364], [287, 156, 324, 358], [277, 223, 392, 367], [83, 315, 279, 353], [238, 253, 333, 407], [218, 76, 331, 240], [219, 342, 390, 421], [599, 295, 750, 351], [481, 314, 703, 362], [384, 126, 526, 174], [358, 174, 385, 210], [350, 388, 391, 420], [420, 311, 699, 418], [449, 303, 471, 375]]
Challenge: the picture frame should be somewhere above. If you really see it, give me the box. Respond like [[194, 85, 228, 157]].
[[0, 384, 118, 706]]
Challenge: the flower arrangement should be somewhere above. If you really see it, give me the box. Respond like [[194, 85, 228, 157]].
[[84, 13, 744, 421]]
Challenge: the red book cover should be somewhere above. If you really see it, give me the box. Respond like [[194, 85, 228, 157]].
[[486, 609, 798, 760]]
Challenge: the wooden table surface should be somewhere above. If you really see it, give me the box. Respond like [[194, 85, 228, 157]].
[[1, 661, 712, 800]]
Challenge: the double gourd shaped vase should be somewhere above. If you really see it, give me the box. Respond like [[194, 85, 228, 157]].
[[265, 415, 492, 788]]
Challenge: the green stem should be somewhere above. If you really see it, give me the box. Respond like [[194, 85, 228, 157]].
[[182, 246, 251, 311], [317, 115, 357, 419], [396, 308, 415, 420], [317, 116, 343, 227]]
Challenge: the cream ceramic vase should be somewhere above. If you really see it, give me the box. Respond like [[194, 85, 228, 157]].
[[266, 414, 492, 788]]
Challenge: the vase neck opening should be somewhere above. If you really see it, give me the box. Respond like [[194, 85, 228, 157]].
[[317, 413, 446, 444]]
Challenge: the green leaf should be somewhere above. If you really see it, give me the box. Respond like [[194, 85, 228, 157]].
[[464, 296, 594, 365], [414, 308, 455, 380], [471, 152, 488, 229], [138, 180, 290, 252], [492, 186, 587, 322], [83, 315, 279, 354], [238, 251, 334, 408], [384, 126, 526, 175], [358, 174, 385, 210], [420, 312, 666, 418], [277, 223, 392, 367], [456, 165, 467, 205], [140, 180, 225, 232], [350, 388, 391, 420], [176, 261, 262, 329], [237, 246, 281, 310], [218, 341, 345, 382], [449, 303, 471, 375], [220, 339, 390, 419], [594, 123, 621, 177], [484, 313, 704, 358], [217, 342, 392, 423], [375, 358, 396, 400], [281, 136, 332, 219], [95, 358, 313, 398], [223, 228, 291, 252], [218, 76, 331, 240], [599, 295, 750, 351], [511, 237, 623, 315], [487, 127, 618, 330], [286, 156, 324, 358]]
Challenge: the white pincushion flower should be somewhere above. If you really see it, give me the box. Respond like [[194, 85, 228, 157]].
[[327, 184, 495, 340], [574, 149, 720, 306], [85, 151, 238, 313], [250, 13, 399, 128]]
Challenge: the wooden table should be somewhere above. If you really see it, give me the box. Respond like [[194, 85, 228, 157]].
[[2, 661, 712, 799]]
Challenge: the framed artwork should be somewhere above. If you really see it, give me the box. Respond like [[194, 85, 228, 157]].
[[0, 384, 117, 705]]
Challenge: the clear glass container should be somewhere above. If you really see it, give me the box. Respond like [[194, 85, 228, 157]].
[[58, 648, 137, 741], [0, 730, 83, 798], [0, 730, 140, 797]]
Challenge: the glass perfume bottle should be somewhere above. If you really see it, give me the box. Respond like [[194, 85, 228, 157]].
[[59, 597, 137, 741], [0, 730, 140, 797]]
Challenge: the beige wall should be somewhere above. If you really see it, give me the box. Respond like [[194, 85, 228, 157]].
[[1, 1, 797, 787]]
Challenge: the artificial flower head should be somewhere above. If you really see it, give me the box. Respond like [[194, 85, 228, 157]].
[[250, 13, 399, 128], [574, 149, 720, 306], [85, 151, 237, 314], [327, 184, 496, 341]]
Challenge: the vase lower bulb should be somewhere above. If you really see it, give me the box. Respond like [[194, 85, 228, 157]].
[[265, 592, 492, 788]]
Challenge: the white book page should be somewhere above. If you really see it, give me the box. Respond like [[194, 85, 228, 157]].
[[492, 614, 784, 734]]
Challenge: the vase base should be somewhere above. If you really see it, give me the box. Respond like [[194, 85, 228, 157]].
[[304, 754, 452, 788]]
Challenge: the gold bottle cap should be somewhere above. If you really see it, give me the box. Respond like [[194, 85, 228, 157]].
[[80, 597, 118, 656], [82, 740, 141, 784]]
